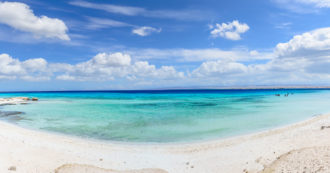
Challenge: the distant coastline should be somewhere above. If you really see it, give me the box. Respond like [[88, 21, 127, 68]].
[[2, 86, 330, 93]]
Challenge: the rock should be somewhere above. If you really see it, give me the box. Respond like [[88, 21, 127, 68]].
[[22, 97, 30, 101], [16, 97, 29, 101], [0, 111, 23, 117], [321, 125, 330, 130], [8, 166, 16, 171], [32, 98, 38, 101]]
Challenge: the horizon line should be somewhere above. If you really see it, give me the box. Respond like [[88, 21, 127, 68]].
[[2, 86, 330, 93]]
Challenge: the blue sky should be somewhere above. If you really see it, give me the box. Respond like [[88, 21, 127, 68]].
[[1, 0, 330, 91]]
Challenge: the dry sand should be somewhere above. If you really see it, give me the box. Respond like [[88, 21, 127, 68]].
[[1, 97, 330, 173]]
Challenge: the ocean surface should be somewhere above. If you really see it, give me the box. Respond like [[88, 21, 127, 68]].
[[1, 89, 330, 143]]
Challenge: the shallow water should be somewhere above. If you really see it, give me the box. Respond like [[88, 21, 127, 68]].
[[0, 89, 330, 143]]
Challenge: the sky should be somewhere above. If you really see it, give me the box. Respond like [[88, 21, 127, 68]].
[[1, 0, 330, 91]]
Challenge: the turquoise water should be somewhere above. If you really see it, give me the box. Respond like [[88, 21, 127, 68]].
[[1, 89, 330, 143]]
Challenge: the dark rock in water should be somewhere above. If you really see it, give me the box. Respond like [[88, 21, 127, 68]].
[[32, 98, 38, 101], [0, 111, 25, 122], [17, 97, 29, 101], [0, 111, 24, 117], [7, 115, 24, 121]]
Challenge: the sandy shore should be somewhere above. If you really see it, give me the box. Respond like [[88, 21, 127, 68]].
[[1, 98, 330, 173]]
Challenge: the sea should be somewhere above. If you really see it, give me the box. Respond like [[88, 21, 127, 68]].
[[0, 89, 330, 143]]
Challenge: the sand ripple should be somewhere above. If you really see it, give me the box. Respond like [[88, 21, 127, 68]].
[[55, 164, 168, 173]]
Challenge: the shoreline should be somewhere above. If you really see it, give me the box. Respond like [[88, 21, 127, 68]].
[[0, 112, 321, 148], [0, 103, 324, 147], [0, 113, 320, 147], [1, 98, 330, 172], [0, 95, 326, 146]]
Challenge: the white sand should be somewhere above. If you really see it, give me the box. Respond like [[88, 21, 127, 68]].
[[1, 97, 330, 173]]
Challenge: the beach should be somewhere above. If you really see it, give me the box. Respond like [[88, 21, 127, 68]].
[[0, 98, 330, 172]]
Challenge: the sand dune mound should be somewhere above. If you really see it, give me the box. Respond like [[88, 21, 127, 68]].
[[55, 164, 168, 173], [261, 146, 330, 173]]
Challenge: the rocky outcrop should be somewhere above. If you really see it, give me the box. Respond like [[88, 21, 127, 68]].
[[0, 97, 38, 106]]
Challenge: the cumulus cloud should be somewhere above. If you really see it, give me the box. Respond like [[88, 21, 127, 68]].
[[0, 1, 69, 40], [189, 26, 330, 85], [0, 54, 24, 75], [273, 27, 330, 76], [192, 60, 248, 77], [132, 26, 161, 36], [275, 27, 330, 58], [3, 27, 330, 87], [0, 53, 183, 82], [210, 20, 249, 40], [0, 54, 50, 81], [57, 53, 183, 81]]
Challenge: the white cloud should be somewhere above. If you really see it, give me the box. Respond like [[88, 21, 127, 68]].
[[0, 1, 69, 40], [275, 27, 330, 58], [192, 60, 248, 77], [190, 27, 330, 85], [69, 1, 207, 21], [0, 54, 24, 75], [126, 48, 273, 62], [3, 26, 330, 87], [91, 52, 131, 66], [288, 0, 330, 8], [210, 20, 249, 40], [86, 17, 131, 30], [275, 22, 292, 29], [69, 0, 144, 16], [0, 54, 50, 81], [57, 53, 183, 81], [273, 27, 330, 76], [143, 9, 207, 21], [272, 0, 330, 13], [132, 26, 161, 36], [0, 53, 184, 82]]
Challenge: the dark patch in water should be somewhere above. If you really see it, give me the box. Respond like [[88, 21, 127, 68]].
[[132, 103, 159, 107], [7, 115, 25, 121], [232, 97, 265, 103], [130, 101, 219, 109], [0, 111, 24, 117], [189, 102, 218, 107], [0, 111, 25, 122]]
